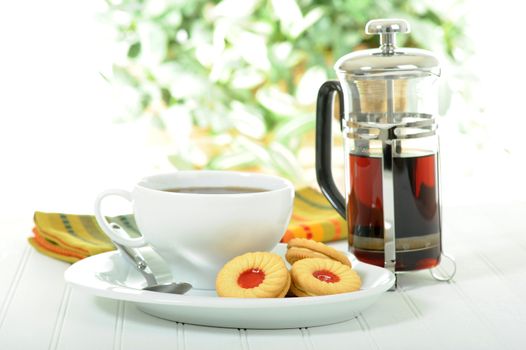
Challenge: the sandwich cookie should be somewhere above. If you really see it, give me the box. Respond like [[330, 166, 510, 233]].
[[286, 238, 352, 267], [289, 258, 361, 297], [216, 252, 291, 298]]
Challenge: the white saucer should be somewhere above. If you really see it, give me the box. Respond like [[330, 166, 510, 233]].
[[64, 244, 395, 329]]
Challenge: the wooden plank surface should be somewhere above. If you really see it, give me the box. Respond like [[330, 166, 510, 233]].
[[1, 204, 526, 349], [0, 246, 70, 349]]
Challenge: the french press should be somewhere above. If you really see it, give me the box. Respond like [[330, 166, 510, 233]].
[[315, 19, 455, 280]]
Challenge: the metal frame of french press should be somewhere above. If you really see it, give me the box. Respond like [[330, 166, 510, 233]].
[[367, 19, 456, 288]]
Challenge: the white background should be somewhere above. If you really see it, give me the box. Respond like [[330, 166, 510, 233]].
[[0, 0, 523, 224]]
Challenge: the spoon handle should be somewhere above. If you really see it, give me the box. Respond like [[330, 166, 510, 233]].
[[113, 241, 159, 287]]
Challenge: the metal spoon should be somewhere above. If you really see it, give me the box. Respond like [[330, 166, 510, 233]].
[[113, 240, 192, 295]]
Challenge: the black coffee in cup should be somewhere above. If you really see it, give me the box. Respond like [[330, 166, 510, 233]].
[[163, 186, 268, 194]]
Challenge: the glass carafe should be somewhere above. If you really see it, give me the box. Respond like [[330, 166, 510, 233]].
[[315, 19, 449, 275]]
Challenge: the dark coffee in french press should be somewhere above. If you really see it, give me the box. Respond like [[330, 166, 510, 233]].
[[316, 19, 445, 274]]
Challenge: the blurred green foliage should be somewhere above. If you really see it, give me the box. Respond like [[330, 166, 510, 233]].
[[104, 0, 463, 182]]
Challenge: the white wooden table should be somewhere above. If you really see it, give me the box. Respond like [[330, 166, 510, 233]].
[[1, 203, 526, 350]]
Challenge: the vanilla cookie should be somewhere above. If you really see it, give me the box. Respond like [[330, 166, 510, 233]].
[[216, 252, 291, 298], [286, 238, 352, 267], [289, 258, 361, 297]]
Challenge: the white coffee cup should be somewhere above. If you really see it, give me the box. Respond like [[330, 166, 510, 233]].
[[94, 171, 294, 289]]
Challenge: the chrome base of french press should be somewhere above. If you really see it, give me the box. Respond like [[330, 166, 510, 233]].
[[429, 252, 457, 281], [387, 252, 457, 290]]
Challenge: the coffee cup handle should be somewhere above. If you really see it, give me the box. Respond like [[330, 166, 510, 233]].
[[94, 189, 146, 247]]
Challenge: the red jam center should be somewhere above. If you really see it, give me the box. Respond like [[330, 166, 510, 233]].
[[237, 268, 265, 289], [313, 270, 340, 283]]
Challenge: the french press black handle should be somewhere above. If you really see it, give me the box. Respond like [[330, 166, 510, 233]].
[[315, 80, 346, 218]]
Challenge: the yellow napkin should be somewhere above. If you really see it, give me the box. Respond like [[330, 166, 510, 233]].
[[282, 187, 346, 243], [28, 187, 347, 263]]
